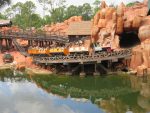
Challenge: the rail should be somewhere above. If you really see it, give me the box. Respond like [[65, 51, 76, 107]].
[[0, 31, 69, 43], [33, 49, 132, 64], [12, 39, 29, 56]]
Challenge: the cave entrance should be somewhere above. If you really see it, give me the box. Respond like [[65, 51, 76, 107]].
[[119, 31, 141, 48]]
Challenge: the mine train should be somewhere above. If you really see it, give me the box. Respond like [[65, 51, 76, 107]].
[[28, 42, 113, 56]]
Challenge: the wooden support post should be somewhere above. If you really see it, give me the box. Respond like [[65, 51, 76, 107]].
[[39, 41, 42, 47], [31, 40, 33, 46], [35, 41, 37, 46], [93, 63, 99, 76], [5, 39, 9, 50], [80, 63, 86, 77], [108, 60, 112, 72], [0, 39, 2, 52], [28, 40, 31, 46], [66, 64, 72, 76], [8, 39, 12, 49], [41, 41, 44, 47], [38, 41, 40, 47]]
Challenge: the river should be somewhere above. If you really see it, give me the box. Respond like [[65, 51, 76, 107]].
[[0, 72, 149, 113]]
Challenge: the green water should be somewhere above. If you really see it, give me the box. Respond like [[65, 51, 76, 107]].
[[0, 70, 150, 113]]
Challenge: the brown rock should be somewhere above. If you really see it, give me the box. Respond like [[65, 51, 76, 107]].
[[138, 25, 150, 41], [94, 11, 101, 25], [140, 16, 150, 26], [100, 9, 106, 19], [101, 1, 107, 9], [98, 19, 107, 28], [132, 16, 142, 29], [116, 16, 124, 34], [92, 25, 100, 36], [105, 7, 115, 20], [124, 21, 132, 31], [112, 12, 117, 23]]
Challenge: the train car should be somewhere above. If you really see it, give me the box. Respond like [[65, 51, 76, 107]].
[[27, 42, 113, 57]]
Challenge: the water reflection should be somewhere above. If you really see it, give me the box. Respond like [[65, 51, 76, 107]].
[[0, 73, 150, 113], [0, 77, 103, 113], [30, 75, 150, 113]]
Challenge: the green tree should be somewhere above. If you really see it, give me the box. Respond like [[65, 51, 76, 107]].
[[0, 0, 11, 8], [93, 0, 101, 14], [126, 2, 138, 7], [0, 13, 6, 19], [81, 3, 93, 20], [65, 5, 80, 19], [51, 6, 65, 23], [43, 15, 51, 25], [38, 0, 66, 23], [5, 1, 37, 29]]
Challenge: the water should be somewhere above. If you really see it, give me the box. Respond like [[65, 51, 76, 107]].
[[0, 72, 149, 113]]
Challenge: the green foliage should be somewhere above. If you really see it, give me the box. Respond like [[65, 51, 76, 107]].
[[0, 0, 11, 8], [93, 0, 101, 14], [3, 0, 101, 28], [126, 2, 136, 7], [0, 13, 6, 19]]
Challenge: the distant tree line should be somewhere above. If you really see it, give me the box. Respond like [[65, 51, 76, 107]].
[[0, 0, 138, 29]]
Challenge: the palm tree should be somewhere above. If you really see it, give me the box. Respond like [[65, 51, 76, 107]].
[[0, 0, 11, 8]]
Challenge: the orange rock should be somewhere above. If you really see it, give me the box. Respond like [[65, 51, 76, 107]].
[[112, 12, 117, 23], [100, 9, 106, 19], [105, 7, 115, 20], [91, 25, 100, 36], [138, 25, 150, 41], [98, 19, 106, 28], [137, 65, 147, 76], [140, 16, 150, 26], [124, 21, 132, 31], [116, 16, 124, 34], [100, 1, 107, 9], [117, 3, 124, 16], [132, 16, 142, 29], [94, 11, 100, 25]]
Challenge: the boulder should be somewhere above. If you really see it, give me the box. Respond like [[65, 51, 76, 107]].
[[138, 25, 150, 41]]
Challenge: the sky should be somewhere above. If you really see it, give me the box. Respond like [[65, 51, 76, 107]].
[[0, 81, 104, 113], [3, 0, 144, 16]]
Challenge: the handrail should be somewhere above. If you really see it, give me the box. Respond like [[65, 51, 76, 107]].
[[12, 39, 29, 57], [33, 49, 132, 63], [0, 31, 69, 43]]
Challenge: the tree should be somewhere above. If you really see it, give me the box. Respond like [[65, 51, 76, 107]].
[[43, 15, 51, 25], [126, 1, 138, 7], [0, 13, 6, 19], [0, 0, 11, 8], [81, 3, 93, 20], [5, 1, 37, 29], [38, 0, 66, 23], [64, 5, 80, 19], [93, 0, 101, 14], [51, 7, 65, 23]]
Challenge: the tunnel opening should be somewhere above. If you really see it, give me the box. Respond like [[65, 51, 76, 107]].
[[119, 31, 141, 48]]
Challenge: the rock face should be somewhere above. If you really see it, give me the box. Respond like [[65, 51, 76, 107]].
[[130, 39, 150, 75], [92, 0, 150, 75], [43, 16, 82, 36], [92, 0, 149, 48]]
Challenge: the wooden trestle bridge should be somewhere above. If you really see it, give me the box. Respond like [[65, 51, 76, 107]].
[[33, 49, 132, 64], [0, 31, 132, 75]]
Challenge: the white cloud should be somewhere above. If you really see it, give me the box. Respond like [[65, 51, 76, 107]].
[[0, 81, 101, 113], [0, 82, 77, 113]]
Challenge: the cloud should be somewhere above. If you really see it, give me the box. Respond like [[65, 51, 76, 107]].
[[0, 81, 102, 113], [0, 82, 77, 113]]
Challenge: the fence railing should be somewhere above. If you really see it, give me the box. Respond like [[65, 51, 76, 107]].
[[33, 49, 132, 64]]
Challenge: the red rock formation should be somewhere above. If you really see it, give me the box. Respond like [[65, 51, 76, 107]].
[[43, 16, 83, 36], [91, 0, 150, 75], [130, 39, 150, 75]]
